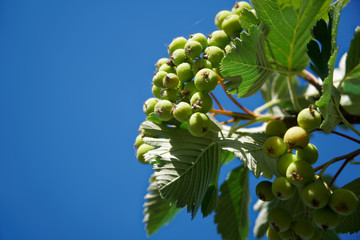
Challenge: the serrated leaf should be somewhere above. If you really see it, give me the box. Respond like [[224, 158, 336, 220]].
[[240, 8, 260, 31], [221, 25, 273, 98], [143, 174, 180, 236], [251, 0, 331, 71], [218, 127, 278, 179], [140, 121, 220, 218], [201, 184, 218, 217], [253, 200, 276, 239], [215, 166, 250, 240], [308, 19, 332, 80], [336, 178, 360, 234]]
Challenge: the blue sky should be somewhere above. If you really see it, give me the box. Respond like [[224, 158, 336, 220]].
[[1, 0, 360, 239]]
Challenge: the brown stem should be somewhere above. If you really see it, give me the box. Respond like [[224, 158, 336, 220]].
[[300, 70, 322, 93], [210, 92, 224, 110], [220, 118, 236, 125], [314, 148, 360, 172], [310, 128, 360, 144], [328, 158, 352, 187], [211, 109, 255, 120]]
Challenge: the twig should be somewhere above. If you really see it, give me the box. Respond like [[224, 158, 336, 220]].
[[328, 158, 352, 187], [210, 92, 224, 110], [300, 70, 322, 93], [310, 128, 360, 144], [211, 109, 255, 120], [314, 148, 360, 173]]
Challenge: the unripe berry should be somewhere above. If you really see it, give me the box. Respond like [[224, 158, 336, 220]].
[[184, 40, 203, 59], [266, 226, 281, 240], [183, 81, 199, 100], [255, 180, 275, 201], [271, 177, 295, 200], [296, 143, 319, 165], [208, 30, 231, 49], [214, 10, 232, 29], [192, 58, 212, 75], [158, 63, 176, 74], [286, 160, 314, 186], [313, 207, 339, 230], [154, 100, 174, 121], [263, 136, 287, 158], [168, 36, 187, 55], [194, 68, 218, 92], [297, 107, 322, 130], [176, 62, 194, 82], [187, 112, 211, 137], [155, 58, 169, 71], [283, 126, 309, 150], [161, 88, 179, 102], [173, 102, 193, 122], [163, 73, 179, 89], [291, 219, 315, 240], [268, 208, 292, 233], [136, 143, 154, 164], [329, 188, 358, 216], [265, 119, 287, 137], [153, 71, 167, 87], [190, 92, 213, 113], [277, 153, 297, 176], [143, 98, 159, 116], [203, 46, 225, 68], [171, 49, 187, 66], [189, 33, 208, 50], [134, 134, 144, 148], [152, 85, 162, 98], [222, 14, 243, 37], [231, 1, 252, 16], [301, 181, 330, 209]]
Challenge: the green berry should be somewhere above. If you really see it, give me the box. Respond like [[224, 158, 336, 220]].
[[189, 33, 208, 50], [268, 208, 292, 233], [263, 136, 287, 158], [301, 181, 330, 209], [136, 143, 154, 164], [256, 180, 275, 201], [163, 73, 179, 89], [184, 40, 203, 59], [222, 14, 243, 37], [277, 153, 297, 176], [176, 62, 194, 82], [155, 58, 169, 71], [214, 10, 232, 29], [271, 177, 295, 200], [265, 119, 287, 137], [192, 58, 212, 75], [190, 92, 213, 113], [188, 112, 211, 137], [134, 134, 144, 148], [296, 143, 319, 165], [154, 100, 174, 121], [203, 46, 225, 68], [158, 63, 176, 73], [161, 88, 179, 102], [278, 229, 294, 240], [208, 30, 231, 49], [168, 36, 187, 55], [183, 81, 199, 100], [171, 49, 187, 66], [231, 1, 252, 16], [266, 226, 281, 240], [194, 68, 218, 92], [329, 188, 358, 216], [286, 160, 314, 186], [152, 85, 162, 98], [173, 102, 193, 122], [152, 71, 167, 87], [313, 207, 339, 231], [291, 219, 315, 240], [297, 107, 322, 130], [283, 126, 310, 150], [143, 97, 159, 116]]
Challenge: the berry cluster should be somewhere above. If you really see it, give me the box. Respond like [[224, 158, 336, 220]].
[[140, 1, 257, 140], [257, 108, 359, 239]]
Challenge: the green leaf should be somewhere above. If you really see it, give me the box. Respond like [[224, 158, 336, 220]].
[[143, 174, 180, 236], [320, 230, 340, 240], [140, 121, 221, 218], [307, 19, 332, 80], [345, 26, 360, 78], [336, 178, 360, 234], [215, 166, 250, 240], [253, 200, 276, 239], [221, 25, 273, 98], [239, 8, 260, 31], [251, 0, 331, 71], [201, 184, 218, 217], [218, 126, 278, 179]]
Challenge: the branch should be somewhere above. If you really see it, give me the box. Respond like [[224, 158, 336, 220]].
[[299, 70, 322, 93], [211, 109, 255, 120], [328, 158, 352, 188], [314, 148, 360, 173]]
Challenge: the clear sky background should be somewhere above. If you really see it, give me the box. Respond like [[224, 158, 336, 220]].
[[1, 0, 360, 240]]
